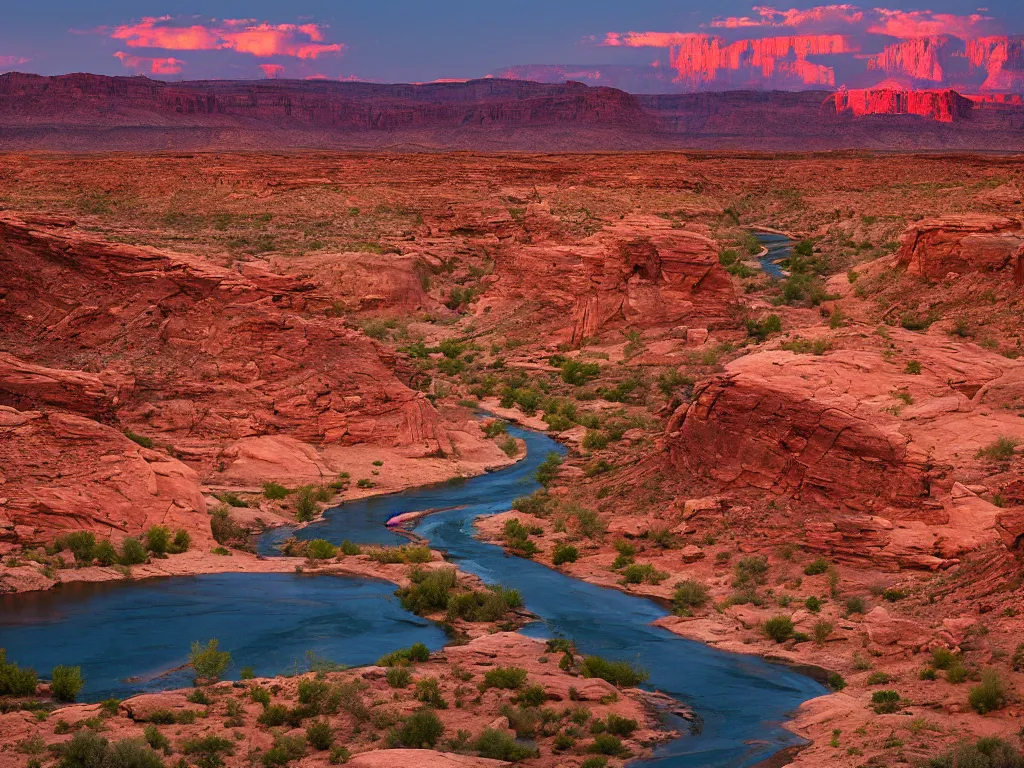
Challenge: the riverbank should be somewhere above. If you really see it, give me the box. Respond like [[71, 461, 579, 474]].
[[0, 632, 670, 768]]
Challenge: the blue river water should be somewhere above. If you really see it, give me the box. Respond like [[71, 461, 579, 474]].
[[753, 232, 793, 279], [0, 424, 824, 767]]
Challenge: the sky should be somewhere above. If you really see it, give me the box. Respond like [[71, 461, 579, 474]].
[[1, 1, 1023, 90]]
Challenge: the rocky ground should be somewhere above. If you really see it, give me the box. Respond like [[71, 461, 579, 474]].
[[1, 151, 1023, 766]]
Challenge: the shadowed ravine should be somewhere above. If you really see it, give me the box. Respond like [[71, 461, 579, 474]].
[[0, 425, 824, 767]]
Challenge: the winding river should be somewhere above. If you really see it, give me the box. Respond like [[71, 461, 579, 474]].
[[0, 425, 824, 767]]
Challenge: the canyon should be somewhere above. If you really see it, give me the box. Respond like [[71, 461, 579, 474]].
[[1, 149, 1023, 768]]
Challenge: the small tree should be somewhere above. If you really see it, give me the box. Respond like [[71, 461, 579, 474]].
[[189, 639, 231, 683], [120, 538, 148, 565], [51, 665, 84, 703], [763, 615, 795, 643], [968, 669, 1008, 714]]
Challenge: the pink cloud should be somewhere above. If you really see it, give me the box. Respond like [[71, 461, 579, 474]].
[[0, 55, 30, 69], [111, 16, 344, 59], [866, 9, 995, 38], [260, 63, 285, 78], [114, 51, 184, 75]]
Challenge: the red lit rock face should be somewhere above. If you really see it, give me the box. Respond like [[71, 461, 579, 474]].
[[895, 214, 1024, 279], [866, 36, 954, 82], [967, 36, 1024, 91], [829, 86, 973, 122], [665, 34, 853, 88]]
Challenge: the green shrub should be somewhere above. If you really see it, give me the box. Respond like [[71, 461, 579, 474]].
[[552, 543, 579, 565], [968, 669, 1007, 714], [391, 708, 444, 748], [930, 647, 958, 670], [845, 596, 867, 615], [329, 746, 351, 765], [946, 662, 969, 684], [170, 529, 191, 554], [398, 568, 458, 615], [803, 558, 829, 575], [620, 563, 667, 585], [305, 539, 338, 560], [142, 726, 169, 754], [581, 759, 608, 768], [590, 734, 628, 757], [120, 538, 148, 565], [124, 431, 154, 449], [143, 526, 170, 555], [673, 580, 710, 613], [180, 735, 236, 768], [57, 732, 165, 768], [473, 728, 537, 761], [189, 639, 231, 682], [483, 666, 528, 690], [746, 314, 782, 341], [579, 656, 648, 687], [867, 672, 891, 685], [513, 684, 546, 707], [340, 539, 361, 556], [827, 672, 847, 691], [582, 430, 610, 451], [258, 704, 289, 727], [604, 713, 637, 737], [61, 532, 97, 564], [734, 556, 769, 586], [904, 360, 922, 375], [536, 452, 563, 486], [414, 676, 448, 709], [561, 360, 601, 386], [295, 487, 319, 522], [1012, 642, 1024, 672], [0, 649, 39, 696], [250, 686, 271, 706], [871, 690, 901, 714], [763, 615, 795, 643], [812, 620, 833, 646], [976, 437, 1019, 462], [481, 420, 508, 438], [261, 734, 306, 767], [94, 540, 118, 566], [213, 492, 249, 508], [376, 642, 430, 667], [446, 585, 521, 622], [51, 665, 84, 703], [927, 737, 1024, 768], [385, 667, 412, 688], [306, 720, 334, 750], [263, 482, 290, 500]]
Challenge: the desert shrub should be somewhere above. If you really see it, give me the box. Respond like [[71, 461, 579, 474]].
[[261, 734, 306, 767], [386, 667, 412, 688], [51, 665, 84, 703], [845, 596, 867, 615], [572, 506, 606, 539], [946, 662, 969, 684], [900, 312, 933, 331], [209, 506, 245, 547], [144, 526, 171, 556], [94, 540, 118, 566], [673, 580, 710, 613], [977, 437, 1019, 462], [189, 639, 231, 682], [904, 360, 922, 375], [391, 708, 444, 748], [604, 713, 637, 737], [263, 482, 290, 500], [377, 642, 431, 667], [499, 436, 518, 457], [398, 568, 458, 615], [552, 543, 579, 565], [119, 538, 148, 565], [180, 735, 236, 768], [968, 669, 1008, 714], [931, 647, 958, 670], [813, 620, 834, 646], [871, 690, 901, 714], [414, 677, 448, 709], [561, 360, 601, 386], [306, 720, 334, 750], [579, 656, 648, 687], [124, 431, 154, 449], [1012, 642, 1024, 672], [258, 704, 289, 727], [60, 532, 97, 564], [339, 539, 361, 556], [867, 672, 891, 685], [142, 726, 169, 754], [734, 556, 769, 586], [483, 666, 528, 690], [536, 452, 563, 486], [329, 746, 351, 765], [582, 430, 610, 451], [169, 529, 191, 554], [57, 732, 165, 768], [481, 420, 508, 438], [926, 737, 1024, 768], [590, 734, 628, 757], [295, 487, 319, 522], [473, 728, 537, 762], [803, 558, 829, 575], [514, 684, 546, 707], [305, 539, 338, 560], [446, 585, 521, 622], [580, 759, 608, 768], [827, 672, 847, 691], [746, 314, 782, 341], [0, 649, 39, 696], [620, 563, 668, 585], [763, 616, 795, 643]]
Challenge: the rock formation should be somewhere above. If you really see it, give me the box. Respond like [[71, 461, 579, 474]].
[[488, 213, 736, 345], [894, 214, 1024, 281], [827, 85, 974, 122]]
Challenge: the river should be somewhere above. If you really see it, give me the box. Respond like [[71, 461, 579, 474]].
[[0, 425, 824, 767]]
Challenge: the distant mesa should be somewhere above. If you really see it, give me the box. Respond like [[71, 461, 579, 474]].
[[826, 83, 975, 122]]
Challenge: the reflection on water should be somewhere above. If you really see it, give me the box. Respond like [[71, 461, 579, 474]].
[[753, 232, 793, 279]]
